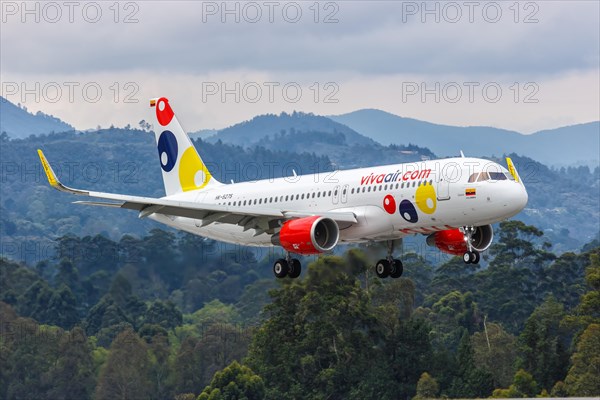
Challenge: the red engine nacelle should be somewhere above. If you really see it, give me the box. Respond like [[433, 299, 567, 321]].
[[426, 225, 494, 256], [272, 216, 339, 255]]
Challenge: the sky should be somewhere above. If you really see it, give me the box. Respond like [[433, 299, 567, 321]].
[[1, 1, 599, 133]]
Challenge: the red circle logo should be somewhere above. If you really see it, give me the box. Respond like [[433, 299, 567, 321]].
[[156, 97, 174, 126], [383, 194, 396, 214]]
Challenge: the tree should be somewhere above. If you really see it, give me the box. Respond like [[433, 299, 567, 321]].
[[447, 330, 494, 398], [198, 361, 265, 400], [95, 328, 152, 400], [46, 327, 95, 400], [492, 369, 538, 398], [472, 322, 517, 388], [46, 284, 79, 329], [173, 336, 205, 396], [564, 324, 600, 396], [518, 296, 568, 391], [413, 372, 439, 400], [246, 255, 388, 400], [144, 299, 183, 330], [562, 252, 600, 333]]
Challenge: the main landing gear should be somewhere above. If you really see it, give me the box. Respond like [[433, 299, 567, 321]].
[[462, 226, 480, 264], [273, 254, 301, 279], [375, 240, 404, 279]]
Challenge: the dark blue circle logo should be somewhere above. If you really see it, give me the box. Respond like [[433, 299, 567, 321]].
[[399, 200, 418, 223], [157, 130, 178, 172]]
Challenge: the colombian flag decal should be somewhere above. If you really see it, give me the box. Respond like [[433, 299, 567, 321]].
[[466, 188, 476, 197]]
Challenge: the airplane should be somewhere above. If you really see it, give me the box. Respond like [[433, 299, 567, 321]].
[[38, 97, 528, 279]]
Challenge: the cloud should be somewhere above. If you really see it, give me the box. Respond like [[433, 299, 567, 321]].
[[1, 1, 598, 132]]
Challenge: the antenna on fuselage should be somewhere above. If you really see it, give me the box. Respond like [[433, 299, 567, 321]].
[[460, 150, 465, 158]]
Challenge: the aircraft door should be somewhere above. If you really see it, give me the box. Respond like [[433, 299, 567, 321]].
[[437, 162, 460, 201], [437, 177, 450, 200], [341, 184, 349, 203]]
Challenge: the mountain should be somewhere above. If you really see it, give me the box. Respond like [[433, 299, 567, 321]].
[[0, 97, 74, 138], [203, 111, 433, 168], [329, 109, 600, 167], [207, 111, 376, 147]]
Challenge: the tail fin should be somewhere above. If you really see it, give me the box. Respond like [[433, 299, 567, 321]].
[[150, 97, 221, 196]]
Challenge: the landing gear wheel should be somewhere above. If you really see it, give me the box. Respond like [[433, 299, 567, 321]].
[[288, 258, 302, 279], [390, 259, 404, 278], [273, 259, 289, 278], [471, 251, 480, 264], [375, 259, 390, 278], [463, 252, 473, 264], [463, 251, 480, 264]]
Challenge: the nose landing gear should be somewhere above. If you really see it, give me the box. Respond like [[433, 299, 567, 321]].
[[462, 226, 480, 264]]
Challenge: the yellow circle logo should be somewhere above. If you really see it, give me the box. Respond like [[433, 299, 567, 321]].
[[178, 147, 211, 191], [415, 184, 437, 214]]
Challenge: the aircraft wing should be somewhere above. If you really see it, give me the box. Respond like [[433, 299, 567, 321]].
[[38, 150, 357, 232]]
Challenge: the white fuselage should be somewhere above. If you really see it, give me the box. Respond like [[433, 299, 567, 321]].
[[150, 157, 528, 246]]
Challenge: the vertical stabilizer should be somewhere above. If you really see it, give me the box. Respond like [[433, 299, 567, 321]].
[[150, 97, 221, 196]]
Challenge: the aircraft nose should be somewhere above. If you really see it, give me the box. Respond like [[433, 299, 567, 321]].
[[515, 181, 528, 211]]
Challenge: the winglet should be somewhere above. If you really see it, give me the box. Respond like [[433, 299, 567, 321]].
[[37, 149, 60, 188], [37, 149, 89, 195], [506, 157, 520, 183]]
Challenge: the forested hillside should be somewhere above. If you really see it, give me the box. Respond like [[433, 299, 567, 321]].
[[1, 221, 598, 399], [1, 129, 597, 261]]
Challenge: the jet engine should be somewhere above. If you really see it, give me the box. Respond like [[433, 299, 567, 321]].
[[426, 225, 494, 256], [272, 216, 339, 255]]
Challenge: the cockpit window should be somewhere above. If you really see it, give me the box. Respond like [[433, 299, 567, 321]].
[[489, 172, 507, 180], [477, 172, 490, 182], [468, 173, 479, 183]]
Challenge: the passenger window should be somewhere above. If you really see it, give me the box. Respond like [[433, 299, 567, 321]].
[[312, 193, 315, 198], [334, 190, 338, 196], [328, 191, 332, 196], [301, 194, 305, 199], [368, 187, 371, 192], [351, 188, 354, 194]]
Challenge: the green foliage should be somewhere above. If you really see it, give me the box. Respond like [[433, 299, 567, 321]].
[[492, 369, 539, 398], [471, 322, 517, 388], [413, 372, 439, 400], [518, 296, 569, 391], [564, 323, 600, 396], [197, 361, 265, 400], [1, 223, 599, 399], [95, 328, 152, 400]]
